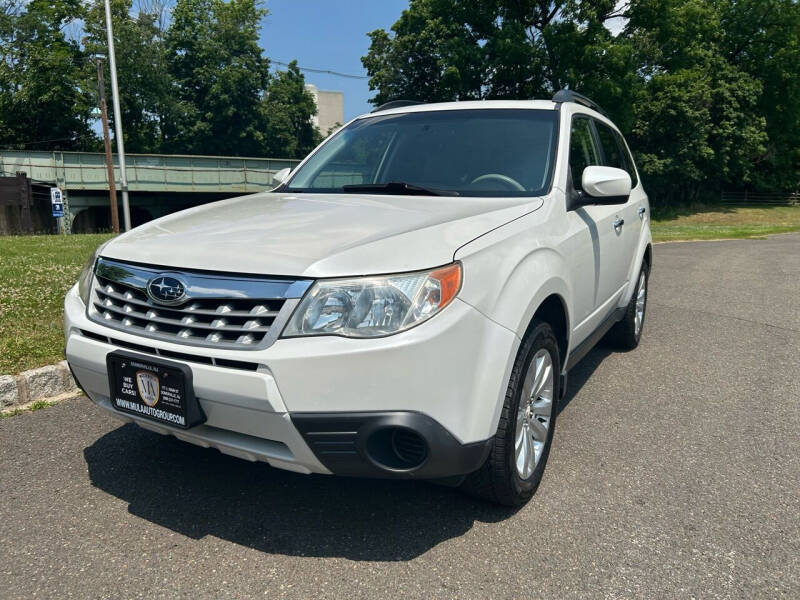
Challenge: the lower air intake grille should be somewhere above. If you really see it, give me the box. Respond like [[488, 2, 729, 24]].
[[391, 429, 428, 466]]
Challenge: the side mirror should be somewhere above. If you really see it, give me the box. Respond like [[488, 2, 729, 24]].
[[575, 166, 631, 207], [272, 167, 292, 186]]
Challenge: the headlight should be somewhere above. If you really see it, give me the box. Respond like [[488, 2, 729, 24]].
[[282, 263, 462, 338], [77, 242, 109, 305]]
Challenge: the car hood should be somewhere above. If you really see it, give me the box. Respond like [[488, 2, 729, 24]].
[[102, 192, 544, 277]]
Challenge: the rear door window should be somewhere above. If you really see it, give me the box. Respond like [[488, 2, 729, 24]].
[[614, 131, 639, 188], [595, 122, 624, 169], [595, 121, 639, 188]]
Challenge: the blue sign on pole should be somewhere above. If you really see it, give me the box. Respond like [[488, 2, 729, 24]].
[[51, 187, 65, 218]]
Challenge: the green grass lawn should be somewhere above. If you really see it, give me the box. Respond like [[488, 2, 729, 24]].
[[0, 233, 114, 374], [651, 205, 800, 242], [0, 204, 798, 374]]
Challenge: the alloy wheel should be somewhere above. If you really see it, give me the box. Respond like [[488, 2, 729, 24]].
[[514, 349, 554, 479], [634, 271, 647, 337]]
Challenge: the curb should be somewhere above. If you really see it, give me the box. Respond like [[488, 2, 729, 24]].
[[1, 390, 83, 417], [0, 361, 78, 409]]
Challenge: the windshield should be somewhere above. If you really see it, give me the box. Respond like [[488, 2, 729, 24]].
[[284, 108, 559, 197]]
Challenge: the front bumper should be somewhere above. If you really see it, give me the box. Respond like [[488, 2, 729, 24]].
[[64, 282, 518, 478]]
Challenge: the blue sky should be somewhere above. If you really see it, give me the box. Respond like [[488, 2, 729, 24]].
[[261, 0, 409, 121]]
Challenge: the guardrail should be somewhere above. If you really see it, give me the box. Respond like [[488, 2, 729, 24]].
[[721, 191, 799, 206], [0, 150, 301, 193]]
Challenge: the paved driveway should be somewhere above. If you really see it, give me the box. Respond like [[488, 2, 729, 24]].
[[2, 234, 798, 599]]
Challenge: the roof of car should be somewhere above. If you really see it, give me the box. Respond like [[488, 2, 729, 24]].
[[357, 99, 559, 119]]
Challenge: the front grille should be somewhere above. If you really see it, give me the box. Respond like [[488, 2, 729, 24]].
[[88, 258, 312, 350], [94, 276, 282, 345]]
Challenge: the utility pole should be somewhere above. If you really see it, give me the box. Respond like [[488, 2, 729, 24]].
[[104, 0, 131, 231], [96, 58, 120, 233]]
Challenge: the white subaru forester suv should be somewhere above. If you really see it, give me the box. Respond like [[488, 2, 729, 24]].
[[64, 91, 652, 506]]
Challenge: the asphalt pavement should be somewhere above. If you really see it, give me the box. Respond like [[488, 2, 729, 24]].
[[2, 233, 798, 599]]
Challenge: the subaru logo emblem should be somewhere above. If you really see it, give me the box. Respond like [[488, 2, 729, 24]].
[[146, 275, 187, 306]]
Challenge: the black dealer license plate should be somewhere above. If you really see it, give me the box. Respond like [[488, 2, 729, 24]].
[[106, 351, 205, 429]]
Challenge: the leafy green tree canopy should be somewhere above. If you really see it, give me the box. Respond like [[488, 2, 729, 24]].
[[262, 60, 322, 158], [165, 0, 271, 156], [1, 0, 321, 158], [0, 0, 94, 150], [84, 0, 174, 153]]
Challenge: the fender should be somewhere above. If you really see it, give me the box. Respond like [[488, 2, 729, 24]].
[[493, 258, 571, 342], [454, 210, 573, 355], [456, 228, 572, 436]]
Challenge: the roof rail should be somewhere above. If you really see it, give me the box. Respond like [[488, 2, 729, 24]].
[[370, 100, 424, 113], [552, 90, 606, 115]]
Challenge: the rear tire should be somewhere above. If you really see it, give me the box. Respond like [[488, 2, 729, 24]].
[[460, 320, 560, 506], [606, 261, 649, 350]]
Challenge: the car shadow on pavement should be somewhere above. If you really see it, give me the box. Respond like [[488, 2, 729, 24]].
[[83, 424, 520, 561], [83, 343, 617, 561]]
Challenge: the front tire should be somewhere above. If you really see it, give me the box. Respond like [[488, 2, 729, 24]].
[[460, 320, 560, 506]]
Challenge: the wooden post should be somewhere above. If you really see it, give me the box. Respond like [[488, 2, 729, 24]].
[[97, 58, 120, 233], [16, 171, 32, 233]]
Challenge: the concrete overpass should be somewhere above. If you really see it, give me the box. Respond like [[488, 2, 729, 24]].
[[0, 150, 300, 232]]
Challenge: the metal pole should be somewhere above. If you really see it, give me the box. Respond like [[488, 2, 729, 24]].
[[96, 59, 120, 233], [103, 0, 131, 231]]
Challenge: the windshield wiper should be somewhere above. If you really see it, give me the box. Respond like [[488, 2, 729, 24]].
[[341, 181, 459, 196]]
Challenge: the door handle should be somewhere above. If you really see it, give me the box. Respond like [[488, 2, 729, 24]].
[[613, 218, 625, 229], [638, 207, 646, 219]]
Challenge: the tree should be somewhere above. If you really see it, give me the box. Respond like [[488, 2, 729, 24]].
[[361, 1, 628, 105], [721, 0, 800, 192], [262, 61, 321, 158], [361, 0, 487, 105], [83, 0, 175, 153], [629, 60, 767, 203], [1, 0, 322, 159], [0, 0, 95, 150], [626, 0, 768, 202], [165, 0, 271, 156]]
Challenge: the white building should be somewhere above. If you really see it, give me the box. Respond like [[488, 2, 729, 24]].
[[305, 84, 344, 136]]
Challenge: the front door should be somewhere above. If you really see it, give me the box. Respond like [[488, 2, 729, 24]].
[[565, 115, 630, 342], [593, 119, 643, 285]]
